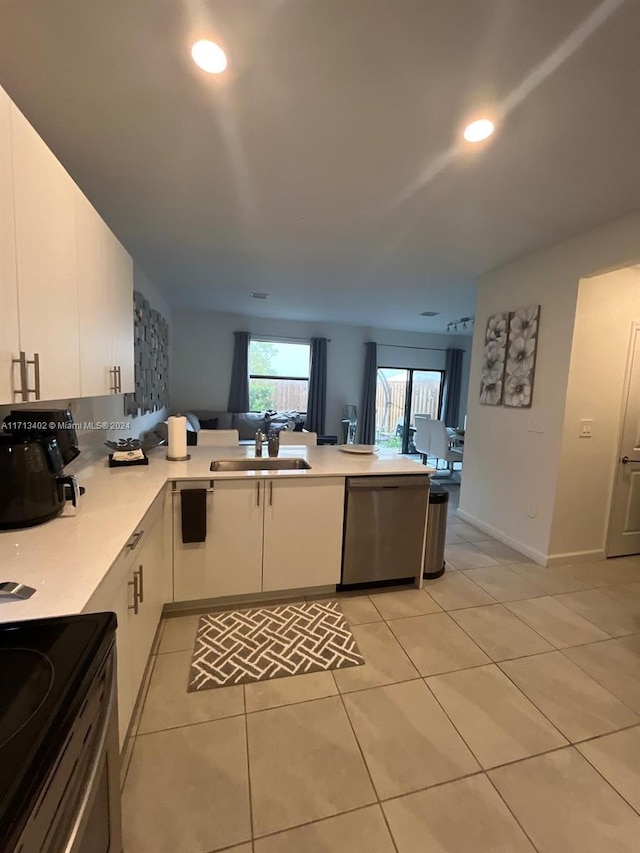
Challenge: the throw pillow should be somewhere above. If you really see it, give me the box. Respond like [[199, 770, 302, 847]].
[[199, 417, 219, 430], [184, 411, 201, 432]]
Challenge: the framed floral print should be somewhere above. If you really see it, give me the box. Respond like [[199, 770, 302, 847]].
[[504, 305, 541, 408], [479, 312, 508, 405]]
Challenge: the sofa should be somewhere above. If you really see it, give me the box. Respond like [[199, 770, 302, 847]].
[[188, 410, 306, 441]]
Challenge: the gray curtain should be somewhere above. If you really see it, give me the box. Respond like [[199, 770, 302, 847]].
[[360, 342, 377, 444], [306, 337, 327, 433], [441, 348, 464, 427], [227, 331, 250, 412]]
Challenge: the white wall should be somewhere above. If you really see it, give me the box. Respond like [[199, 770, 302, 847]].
[[170, 310, 472, 438], [549, 267, 640, 561], [459, 212, 640, 564]]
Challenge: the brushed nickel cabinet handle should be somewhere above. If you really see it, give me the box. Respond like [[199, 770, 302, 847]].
[[109, 366, 117, 394], [12, 351, 28, 401], [128, 572, 139, 615], [135, 564, 144, 602], [126, 530, 144, 550], [256, 482, 260, 506], [116, 365, 122, 393], [33, 352, 40, 400], [269, 481, 273, 506]]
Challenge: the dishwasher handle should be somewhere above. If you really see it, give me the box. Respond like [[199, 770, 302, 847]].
[[347, 476, 430, 491]]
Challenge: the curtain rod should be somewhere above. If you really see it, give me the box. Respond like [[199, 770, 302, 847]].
[[245, 333, 332, 342], [372, 343, 449, 352]]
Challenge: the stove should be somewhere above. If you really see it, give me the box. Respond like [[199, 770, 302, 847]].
[[0, 613, 120, 853]]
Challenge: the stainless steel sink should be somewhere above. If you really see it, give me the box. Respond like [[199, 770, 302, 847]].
[[210, 458, 311, 472]]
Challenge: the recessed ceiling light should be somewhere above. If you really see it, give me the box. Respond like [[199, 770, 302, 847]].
[[420, 311, 439, 317], [250, 292, 269, 300], [463, 118, 495, 143], [191, 40, 227, 74]]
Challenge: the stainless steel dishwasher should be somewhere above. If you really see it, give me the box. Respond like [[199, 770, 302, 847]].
[[340, 475, 430, 588]]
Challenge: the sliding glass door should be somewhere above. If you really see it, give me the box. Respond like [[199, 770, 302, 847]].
[[375, 367, 444, 454]]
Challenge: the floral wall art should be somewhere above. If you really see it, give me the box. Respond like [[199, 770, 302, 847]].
[[480, 312, 508, 405], [504, 305, 540, 408], [479, 305, 541, 408]]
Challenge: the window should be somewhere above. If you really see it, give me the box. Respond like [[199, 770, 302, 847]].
[[249, 339, 311, 412]]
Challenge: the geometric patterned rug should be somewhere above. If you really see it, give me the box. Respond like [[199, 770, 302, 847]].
[[187, 600, 364, 692]]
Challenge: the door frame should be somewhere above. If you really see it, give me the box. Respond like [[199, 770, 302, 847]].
[[377, 366, 445, 455], [605, 320, 640, 557]]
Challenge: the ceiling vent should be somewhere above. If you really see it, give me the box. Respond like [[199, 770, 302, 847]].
[[250, 292, 269, 300], [420, 311, 439, 317]]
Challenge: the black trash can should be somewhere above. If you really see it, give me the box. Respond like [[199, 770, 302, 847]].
[[423, 483, 449, 579]]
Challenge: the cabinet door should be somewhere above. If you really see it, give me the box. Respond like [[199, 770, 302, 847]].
[[76, 189, 114, 397], [109, 572, 136, 747], [11, 102, 80, 400], [0, 87, 19, 404], [173, 481, 263, 602], [107, 230, 134, 393], [263, 478, 345, 591], [131, 508, 166, 690]]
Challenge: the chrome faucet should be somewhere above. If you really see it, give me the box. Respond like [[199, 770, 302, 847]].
[[255, 429, 265, 457]]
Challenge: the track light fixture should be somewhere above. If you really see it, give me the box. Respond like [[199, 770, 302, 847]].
[[447, 317, 474, 333]]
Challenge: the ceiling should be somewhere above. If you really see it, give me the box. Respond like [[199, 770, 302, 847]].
[[0, 0, 639, 333]]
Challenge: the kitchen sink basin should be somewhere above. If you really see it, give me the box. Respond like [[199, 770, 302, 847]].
[[210, 458, 311, 472]]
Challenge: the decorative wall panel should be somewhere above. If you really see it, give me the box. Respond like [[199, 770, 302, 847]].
[[124, 291, 169, 416]]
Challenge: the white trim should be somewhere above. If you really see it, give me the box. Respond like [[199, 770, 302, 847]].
[[545, 549, 605, 567], [455, 508, 548, 566]]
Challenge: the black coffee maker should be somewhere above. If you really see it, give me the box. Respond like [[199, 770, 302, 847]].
[[0, 410, 81, 530]]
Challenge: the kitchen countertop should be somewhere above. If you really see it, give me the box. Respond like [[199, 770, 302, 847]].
[[0, 444, 433, 624]]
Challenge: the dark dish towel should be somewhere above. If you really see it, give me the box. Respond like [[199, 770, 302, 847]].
[[181, 489, 207, 543]]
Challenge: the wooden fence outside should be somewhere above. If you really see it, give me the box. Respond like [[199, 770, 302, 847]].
[[375, 377, 441, 436]]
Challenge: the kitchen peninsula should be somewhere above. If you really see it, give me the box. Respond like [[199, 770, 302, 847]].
[[0, 445, 433, 742]]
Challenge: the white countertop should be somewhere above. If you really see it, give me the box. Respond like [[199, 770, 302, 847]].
[[0, 445, 433, 624]]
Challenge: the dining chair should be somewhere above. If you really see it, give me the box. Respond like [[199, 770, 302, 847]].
[[279, 431, 318, 446], [430, 420, 463, 477], [197, 429, 240, 446], [413, 415, 432, 464]]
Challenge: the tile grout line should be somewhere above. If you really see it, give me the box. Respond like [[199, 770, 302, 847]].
[[556, 641, 640, 719], [242, 683, 256, 846], [484, 768, 544, 853], [334, 680, 401, 853], [574, 736, 640, 819], [496, 654, 640, 740]]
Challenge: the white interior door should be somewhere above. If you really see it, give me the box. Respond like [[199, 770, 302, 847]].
[[608, 323, 640, 556]]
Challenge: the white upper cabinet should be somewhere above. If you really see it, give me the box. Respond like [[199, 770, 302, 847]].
[[108, 229, 135, 394], [1, 84, 134, 404], [76, 189, 113, 397], [11, 101, 81, 401], [76, 189, 134, 397], [0, 87, 19, 405]]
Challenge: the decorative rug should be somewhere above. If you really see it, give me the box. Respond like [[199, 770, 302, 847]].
[[187, 600, 364, 691]]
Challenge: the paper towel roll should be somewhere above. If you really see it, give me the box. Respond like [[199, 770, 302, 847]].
[[168, 415, 187, 460]]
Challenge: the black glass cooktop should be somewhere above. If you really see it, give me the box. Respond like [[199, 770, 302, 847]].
[[0, 612, 116, 852]]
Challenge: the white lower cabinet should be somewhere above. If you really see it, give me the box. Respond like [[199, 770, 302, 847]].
[[85, 489, 170, 746], [173, 480, 264, 602], [262, 478, 346, 591], [173, 477, 346, 602]]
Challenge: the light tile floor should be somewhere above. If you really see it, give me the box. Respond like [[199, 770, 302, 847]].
[[122, 484, 640, 852]]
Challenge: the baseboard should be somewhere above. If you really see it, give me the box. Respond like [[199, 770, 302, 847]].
[[545, 549, 605, 567], [455, 508, 548, 566]]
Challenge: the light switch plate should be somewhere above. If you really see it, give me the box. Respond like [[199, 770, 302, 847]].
[[527, 418, 545, 434], [579, 419, 593, 438]]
